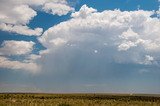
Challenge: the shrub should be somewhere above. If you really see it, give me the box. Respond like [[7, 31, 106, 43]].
[[58, 103, 71, 106]]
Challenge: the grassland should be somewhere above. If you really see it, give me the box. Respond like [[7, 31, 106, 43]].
[[0, 93, 160, 106]]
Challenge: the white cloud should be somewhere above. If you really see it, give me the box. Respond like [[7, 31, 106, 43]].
[[28, 0, 74, 16], [118, 41, 137, 51], [1, 4, 159, 73], [22, 0, 46, 6], [0, 56, 40, 73], [27, 54, 41, 60], [0, 24, 43, 36], [50, 38, 67, 46], [71, 4, 97, 18], [142, 55, 154, 65], [0, 40, 35, 55], [119, 28, 139, 40], [0, 1, 42, 36], [0, 0, 73, 35], [39, 5, 160, 68], [42, 2, 74, 16], [0, 0, 73, 24], [0, 4, 36, 25], [0, 40, 41, 73]]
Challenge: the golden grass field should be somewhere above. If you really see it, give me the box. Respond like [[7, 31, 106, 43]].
[[0, 93, 160, 106]]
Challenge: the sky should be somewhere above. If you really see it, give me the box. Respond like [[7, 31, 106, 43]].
[[0, 0, 160, 94]]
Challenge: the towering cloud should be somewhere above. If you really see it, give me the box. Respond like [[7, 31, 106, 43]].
[[38, 5, 160, 74], [0, 4, 160, 74]]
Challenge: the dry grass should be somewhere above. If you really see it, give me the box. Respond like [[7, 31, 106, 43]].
[[0, 93, 160, 106]]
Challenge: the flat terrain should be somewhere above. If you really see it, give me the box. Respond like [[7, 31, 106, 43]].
[[0, 93, 160, 106]]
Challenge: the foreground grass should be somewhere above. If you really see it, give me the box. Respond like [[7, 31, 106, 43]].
[[0, 93, 160, 106]]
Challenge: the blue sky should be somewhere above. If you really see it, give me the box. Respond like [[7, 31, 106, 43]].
[[0, 0, 160, 93]]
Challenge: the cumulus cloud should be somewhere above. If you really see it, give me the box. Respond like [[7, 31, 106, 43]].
[[0, 40, 35, 56], [0, 40, 40, 73], [42, 2, 74, 16], [0, 1, 42, 36], [0, 24, 43, 36], [0, 4, 36, 25], [50, 38, 67, 46], [0, 0, 73, 35], [0, 56, 40, 73], [118, 41, 137, 51], [0, 40, 41, 73], [142, 55, 154, 65], [71, 4, 96, 18], [27, 0, 74, 16], [38, 4, 160, 74]]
